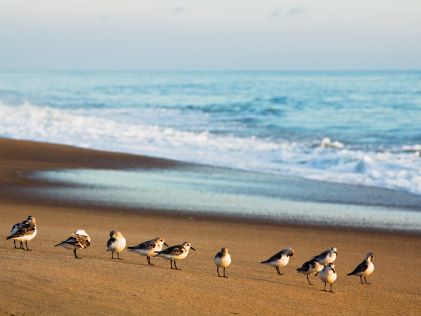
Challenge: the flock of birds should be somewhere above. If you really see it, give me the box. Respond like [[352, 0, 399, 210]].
[[6, 216, 375, 293]]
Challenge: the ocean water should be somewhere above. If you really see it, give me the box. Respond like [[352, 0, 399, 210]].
[[28, 167, 421, 232], [1, 71, 421, 195]]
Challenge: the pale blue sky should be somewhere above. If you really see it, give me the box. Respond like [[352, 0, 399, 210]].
[[1, 0, 420, 70]]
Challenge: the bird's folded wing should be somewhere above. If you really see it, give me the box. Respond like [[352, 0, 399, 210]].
[[160, 245, 182, 255]]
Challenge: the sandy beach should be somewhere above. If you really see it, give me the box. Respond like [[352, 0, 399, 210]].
[[1, 139, 420, 315]]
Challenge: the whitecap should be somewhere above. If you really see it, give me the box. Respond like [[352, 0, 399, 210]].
[[319, 137, 345, 149]]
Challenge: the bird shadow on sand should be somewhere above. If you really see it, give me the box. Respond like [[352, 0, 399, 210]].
[[234, 274, 298, 286]]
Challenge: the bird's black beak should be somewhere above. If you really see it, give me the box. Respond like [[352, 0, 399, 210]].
[[191, 246, 196, 251], [164, 242, 169, 247]]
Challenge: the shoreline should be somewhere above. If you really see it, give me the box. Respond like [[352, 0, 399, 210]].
[[4, 188, 421, 237], [1, 138, 420, 315], [1, 137, 420, 235]]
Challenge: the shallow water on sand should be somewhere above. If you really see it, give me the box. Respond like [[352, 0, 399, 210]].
[[28, 166, 421, 232]]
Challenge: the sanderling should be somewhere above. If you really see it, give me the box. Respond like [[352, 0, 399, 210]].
[[6, 216, 37, 251], [106, 231, 126, 260], [347, 252, 374, 284], [155, 242, 196, 270], [319, 263, 337, 293], [55, 229, 91, 259], [128, 236, 169, 265], [296, 258, 324, 285], [261, 248, 294, 275], [214, 247, 231, 278], [312, 247, 337, 265]]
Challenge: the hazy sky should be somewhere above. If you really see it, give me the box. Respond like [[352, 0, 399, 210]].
[[1, 0, 420, 70]]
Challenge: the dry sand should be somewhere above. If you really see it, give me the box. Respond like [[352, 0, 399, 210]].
[[0, 139, 420, 315]]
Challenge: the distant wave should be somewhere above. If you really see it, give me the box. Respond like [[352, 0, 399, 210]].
[[1, 101, 420, 196], [318, 137, 345, 149]]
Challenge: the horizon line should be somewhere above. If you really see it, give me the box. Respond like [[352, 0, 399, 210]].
[[1, 68, 421, 73]]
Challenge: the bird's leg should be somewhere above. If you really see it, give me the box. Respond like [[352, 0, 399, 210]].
[[147, 256, 151, 265], [19, 242, 24, 250], [13, 240, 17, 248], [324, 282, 327, 291], [330, 283, 334, 293], [111, 251, 114, 259], [170, 260, 173, 269], [118, 252, 121, 260], [223, 267, 228, 278], [73, 249, 81, 259], [174, 260, 180, 270], [360, 276, 363, 284], [25, 241, 31, 251], [276, 266, 283, 275], [365, 276, 370, 285], [307, 275, 313, 285]]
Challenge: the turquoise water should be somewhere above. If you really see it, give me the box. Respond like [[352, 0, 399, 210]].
[[1, 71, 421, 195], [29, 166, 421, 232]]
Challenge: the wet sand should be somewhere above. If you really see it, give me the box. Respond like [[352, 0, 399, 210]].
[[0, 139, 420, 315]]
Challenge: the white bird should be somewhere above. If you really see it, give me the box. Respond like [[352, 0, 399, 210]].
[[296, 258, 324, 285], [155, 242, 196, 270], [55, 229, 91, 259], [319, 263, 337, 293], [347, 252, 375, 284], [6, 216, 37, 251], [261, 248, 294, 275], [107, 231, 126, 260], [128, 236, 168, 265], [312, 247, 337, 265], [214, 247, 232, 278]]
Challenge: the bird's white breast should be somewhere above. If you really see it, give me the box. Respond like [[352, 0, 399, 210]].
[[109, 237, 126, 253], [363, 261, 374, 277], [268, 255, 289, 267], [174, 249, 188, 260], [215, 254, 231, 268], [320, 268, 337, 284], [324, 252, 336, 265]]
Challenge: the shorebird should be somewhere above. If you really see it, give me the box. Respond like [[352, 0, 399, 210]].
[[312, 247, 337, 265], [128, 237, 169, 265], [347, 252, 375, 284], [155, 242, 196, 270], [296, 258, 324, 285], [55, 229, 91, 259], [214, 247, 231, 278], [106, 231, 126, 259], [6, 216, 37, 251], [319, 263, 337, 293], [261, 248, 294, 275]]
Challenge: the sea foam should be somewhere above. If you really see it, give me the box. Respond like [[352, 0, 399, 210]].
[[1, 100, 420, 196]]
